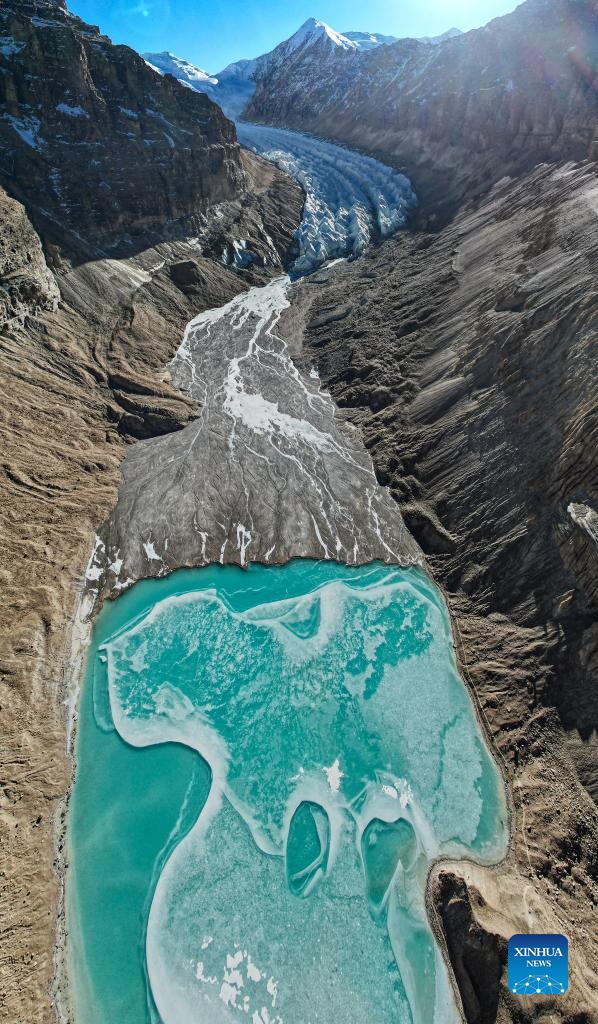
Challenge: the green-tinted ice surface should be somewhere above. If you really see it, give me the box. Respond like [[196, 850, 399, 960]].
[[68, 560, 507, 1024]]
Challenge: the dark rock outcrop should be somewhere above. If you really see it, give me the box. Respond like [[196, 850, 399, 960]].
[[0, 0, 245, 247], [0, 186, 59, 324], [434, 873, 505, 1024], [246, 0, 598, 223]]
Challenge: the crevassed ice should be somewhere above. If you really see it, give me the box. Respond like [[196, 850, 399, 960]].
[[102, 563, 507, 1024], [237, 124, 416, 275]]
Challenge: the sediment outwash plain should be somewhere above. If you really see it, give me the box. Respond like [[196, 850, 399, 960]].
[[0, 0, 596, 1022]]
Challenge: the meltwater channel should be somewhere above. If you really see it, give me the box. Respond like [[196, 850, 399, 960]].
[[67, 129, 507, 1024]]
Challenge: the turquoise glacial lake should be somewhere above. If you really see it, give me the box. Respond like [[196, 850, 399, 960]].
[[68, 560, 508, 1024]]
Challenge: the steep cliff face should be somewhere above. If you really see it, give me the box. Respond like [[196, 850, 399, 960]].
[[0, 187, 59, 323], [246, 0, 598, 221], [0, 0, 245, 246]]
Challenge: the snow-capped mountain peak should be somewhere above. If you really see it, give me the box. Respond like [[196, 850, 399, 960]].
[[285, 18, 360, 52], [417, 27, 462, 45], [143, 19, 464, 121], [144, 18, 367, 118], [143, 51, 218, 88]]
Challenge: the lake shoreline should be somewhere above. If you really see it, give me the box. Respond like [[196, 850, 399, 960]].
[[63, 560, 510, 1024]]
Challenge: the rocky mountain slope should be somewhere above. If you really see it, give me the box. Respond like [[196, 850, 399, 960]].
[[145, 18, 410, 119], [246, 0, 598, 223], [146, 20, 464, 122], [0, 3, 303, 1022], [296, 159, 598, 1023], [0, 0, 245, 247], [0, 187, 60, 323]]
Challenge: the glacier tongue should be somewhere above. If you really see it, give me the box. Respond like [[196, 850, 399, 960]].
[[237, 124, 416, 276]]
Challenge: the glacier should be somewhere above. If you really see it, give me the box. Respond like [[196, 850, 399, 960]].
[[145, 35, 417, 276], [237, 124, 416, 276]]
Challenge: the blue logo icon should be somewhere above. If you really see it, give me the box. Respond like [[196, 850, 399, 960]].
[[508, 934, 568, 995]]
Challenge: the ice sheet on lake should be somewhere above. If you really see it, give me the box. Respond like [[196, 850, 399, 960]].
[[103, 564, 508, 1024]]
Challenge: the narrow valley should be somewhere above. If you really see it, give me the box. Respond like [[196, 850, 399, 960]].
[[0, 2, 596, 1024]]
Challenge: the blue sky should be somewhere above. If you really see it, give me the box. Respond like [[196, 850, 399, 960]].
[[68, 0, 520, 73]]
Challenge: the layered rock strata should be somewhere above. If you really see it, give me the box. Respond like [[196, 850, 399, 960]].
[[0, 0, 243, 246]]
